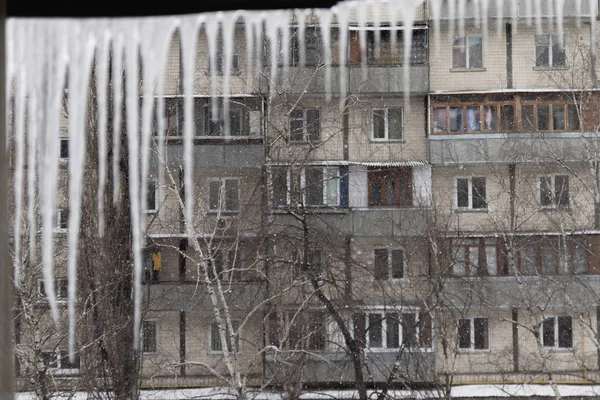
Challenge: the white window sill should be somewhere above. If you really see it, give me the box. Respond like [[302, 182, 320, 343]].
[[450, 67, 486, 72], [457, 348, 491, 353], [364, 347, 433, 353], [540, 206, 571, 212], [48, 368, 80, 376], [144, 210, 158, 215], [370, 139, 405, 143], [542, 346, 573, 352], [533, 66, 569, 71], [454, 208, 488, 213], [207, 210, 239, 215]]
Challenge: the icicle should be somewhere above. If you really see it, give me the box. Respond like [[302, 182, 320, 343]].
[[96, 28, 110, 238], [388, 1, 399, 66], [429, 0, 442, 58], [205, 16, 219, 121], [589, 0, 597, 57], [481, 0, 490, 45], [510, 0, 518, 33], [555, 0, 566, 48], [294, 9, 307, 67], [315, 9, 333, 102], [123, 22, 143, 350], [244, 13, 256, 89], [253, 14, 265, 90], [356, 1, 368, 82], [525, 0, 533, 26], [535, 0, 543, 34], [401, 0, 421, 103], [112, 33, 124, 205], [457, 0, 466, 39], [264, 13, 286, 102], [495, 0, 504, 38], [448, 0, 457, 46], [280, 11, 291, 83], [547, 0, 555, 33], [334, 3, 350, 110], [575, 0, 582, 28], [222, 12, 240, 138], [473, 0, 481, 29], [26, 21, 39, 266], [372, 0, 381, 62], [66, 23, 96, 361]]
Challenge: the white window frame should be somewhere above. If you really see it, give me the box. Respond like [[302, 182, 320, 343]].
[[59, 138, 69, 160], [208, 320, 241, 355], [535, 34, 566, 68], [455, 176, 487, 211], [208, 177, 241, 213], [457, 317, 490, 352], [53, 207, 69, 233], [41, 349, 81, 375], [276, 166, 341, 207], [373, 248, 405, 280], [356, 308, 430, 352], [289, 108, 320, 142], [538, 174, 570, 209], [541, 316, 573, 350], [142, 319, 158, 355], [371, 108, 404, 141], [452, 35, 483, 69], [144, 179, 158, 214], [37, 278, 68, 302]]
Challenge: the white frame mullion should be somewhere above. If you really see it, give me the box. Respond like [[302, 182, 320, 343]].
[[465, 36, 471, 68], [302, 109, 308, 141], [384, 109, 389, 140]]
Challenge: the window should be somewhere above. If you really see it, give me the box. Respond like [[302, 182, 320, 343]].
[[372, 108, 403, 141], [456, 177, 486, 210], [271, 166, 346, 208], [42, 349, 80, 373], [209, 178, 240, 212], [145, 180, 157, 213], [268, 311, 326, 351], [521, 102, 579, 132], [289, 108, 320, 142], [542, 316, 572, 349], [458, 317, 489, 351], [368, 167, 412, 207], [452, 36, 483, 69], [539, 175, 569, 208], [142, 320, 157, 354], [571, 241, 589, 274], [291, 27, 324, 66], [374, 249, 404, 280], [210, 320, 240, 353], [535, 34, 566, 68], [352, 310, 432, 350], [59, 138, 69, 159], [207, 248, 241, 281], [53, 207, 69, 232], [38, 278, 68, 301], [349, 29, 428, 65], [210, 35, 239, 74], [452, 238, 499, 277]]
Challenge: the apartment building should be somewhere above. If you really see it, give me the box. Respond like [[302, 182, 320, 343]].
[[13, 0, 600, 396]]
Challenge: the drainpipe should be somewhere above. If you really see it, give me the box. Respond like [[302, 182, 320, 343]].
[[0, 0, 15, 398]]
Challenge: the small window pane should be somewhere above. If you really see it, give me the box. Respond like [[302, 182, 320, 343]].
[[538, 104, 550, 130], [472, 177, 487, 209], [552, 104, 565, 130], [60, 139, 69, 159], [540, 176, 553, 206], [468, 36, 483, 68], [474, 318, 489, 350], [542, 317, 555, 347], [419, 312, 433, 348], [552, 34, 566, 66], [483, 105, 497, 132], [370, 179, 382, 206], [147, 181, 157, 211], [373, 110, 385, 139], [386, 313, 400, 348], [368, 314, 383, 348], [541, 244, 556, 275], [273, 168, 288, 207], [573, 245, 588, 274], [209, 181, 221, 210], [468, 246, 480, 276], [558, 316, 572, 348], [391, 250, 404, 279], [306, 167, 324, 206], [501, 105, 515, 131], [466, 106, 481, 132], [449, 107, 463, 132], [535, 35, 550, 67], [521, 247, 537, 275], [374, 249, 388, 280], [384, 180, 396, 205], [225, 179, 239, 211], [458, 319, 471, 348], [555, 175, 570, 208], [388, 109, 403, 140], [453, 246, 466, 276], [452, 37, 466, 68], [485, 245, 497, 276], [143, 321, 157, 353], [306, 109, 320, 141], [402, 313, 417, 348], [457, 178, 469, 208], [522, 105, 535, 130], [324, 167, 339, 206], [433, 107, 447, 133], [568, 104, 580, 130], [211, 322, 222, 351]]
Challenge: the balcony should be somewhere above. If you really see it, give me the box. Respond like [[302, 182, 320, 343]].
[[429, 132, 598, 165]]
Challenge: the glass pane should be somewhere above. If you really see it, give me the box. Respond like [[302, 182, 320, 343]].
[[306, 109, 320, 141], [457, 178, 469, 208], [209, 181, 221, 210], [472, 177, 487, 209], [555, 175, 570, 207], [558, 316, 572, 348], [568, 104, 580, 130], [458, 319, 471, 348], [540, 176, 553, 206], [433, 107, 447, 133], [290, 118, 303, 141], [466, 106, 481, 132], [541, 244, 556, 275], [147, 181, 156, 210], [273, 168, 288, 207], [386, 313, 400, 348], [453, 37, 466, 68], [535, 35, 550, 67], [391, 250, 404, 279], [483, 105, 497, 131], [402, 313, 417, 348], [538, 104, 550, 130], [211, 323, 222, 351], [542, 318, 555, 347], [468, 246, 480, 276], [324, 167, 339, 206], [521, 246, 537, 275], [449, 107, 463, 132], [373, 110, 385, 139], [486, 245, 497, 276], [374, 249, 389, 280], [419, 312, 433, 348], [384, 180, 396, 205], [353, 313, 366, 348], [388, 109, 403, 139], [368, 314, 383, 348], [453, 246, 466, 276], [573, 245, 588, 274], [474, 318, 489, 350], [552, 104, 565, 130], [229, 107, 242, 136], [501, 105, 515, 131], [468, 36, 483, 68], [370, 179, 382, 206], [552, 34, 566, 66], [305, 167, 324, 206], [225, 179, 239, 211], [522, 105, 535, 130]]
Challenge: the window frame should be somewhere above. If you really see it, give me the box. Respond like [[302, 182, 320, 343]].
[[289, 107, 320, 142], [452, 35, 483, 69], [59, 138, 69, 160], [455, 176, 487, 211], [272, 166, 342, 208], [53, 207, 69, 233], [209, 34, 240, 74], [452, 238, 500, 277], [142, 319, 158, 355], [208, 177, 241, 213], [457, 317, 490, 352], [38, 278, 69, 302], [373, 248, 405, 280], [144, 179, 158, 214], [371, 108, 404, 141], [538, 174, 570, 209], [208, 320, 241, 355], [41, 349, 81, 375], [535, 33, 566, 68], [541, 316, 573, 350], [268, 311, 327, 352], [368, 167, 413, 208]]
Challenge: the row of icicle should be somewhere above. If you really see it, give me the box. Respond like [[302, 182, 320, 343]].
[[6, 0, 597, 360]]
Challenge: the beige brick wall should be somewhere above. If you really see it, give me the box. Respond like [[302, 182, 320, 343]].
[[142, 311, 180, 377]]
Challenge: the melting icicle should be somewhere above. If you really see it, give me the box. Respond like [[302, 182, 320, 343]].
[[430, 0, 442, 58], [222, 12, 240, 138], [96, 29, 110, 238], [356, 1, 369, 82], [495, 0, 505, 38], [372, 0, 382, 62], [295, 9, 307, 67], [112, 34, 124, 205], [335, 3, 350, 109], [315, 9, 333, 102]]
